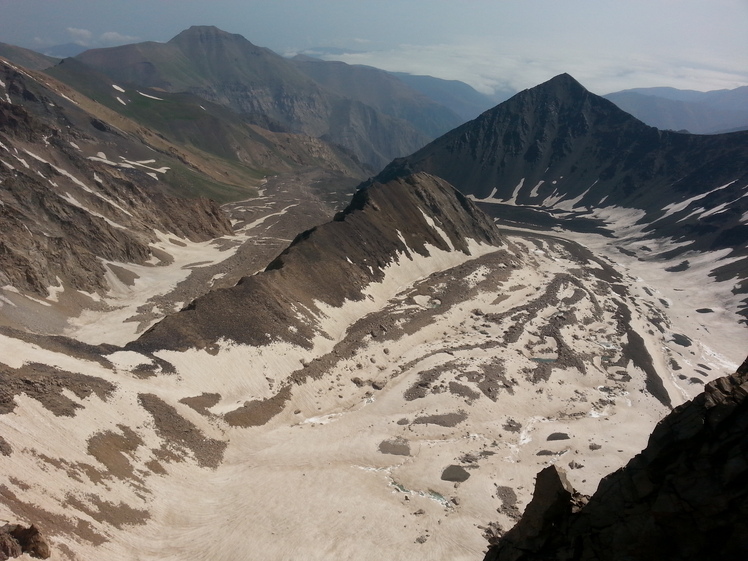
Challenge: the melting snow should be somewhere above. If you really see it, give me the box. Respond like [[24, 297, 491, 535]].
[[58, 192, 128, 230], [505, 178, 525, 204], [554, 187, 591, 211], [58, 93, 77, 105], [120, 158, 170, 174], [87, 152, 135, 168], [661, 180, 738, 218], [529, 180, 545, 198], [137, 91, 164, 101], [23, 149, 133, 216]]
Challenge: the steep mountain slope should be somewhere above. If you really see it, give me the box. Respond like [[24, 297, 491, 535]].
[[390, 71, 513, 121], [45, 57, 368, 184], [0, 57, 232, 308], [0, 43, 58, 71], [74, 26, 432, 169], [291, 56, 463, 138], [605, 88, 748, 134], [373, 73, 748, 321], [484, 354, 748, 561]]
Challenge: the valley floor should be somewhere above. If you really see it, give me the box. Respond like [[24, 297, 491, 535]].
[[0, 193, 744, 560]]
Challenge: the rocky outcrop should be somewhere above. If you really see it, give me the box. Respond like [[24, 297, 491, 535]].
[[0, 524, 50, 560], [133, 172, 503, 352], [483, 355, 748, 561]]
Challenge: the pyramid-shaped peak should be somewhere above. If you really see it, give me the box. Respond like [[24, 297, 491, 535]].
[[531, 73, 588, 95]]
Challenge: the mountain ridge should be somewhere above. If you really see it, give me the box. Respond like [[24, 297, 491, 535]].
[[605, 86, 748, 134], [131, 171, 504, 353], [73, 26, 439, 169]]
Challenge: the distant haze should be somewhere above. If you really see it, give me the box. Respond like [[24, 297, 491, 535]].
[[0, 0, 746, 95]]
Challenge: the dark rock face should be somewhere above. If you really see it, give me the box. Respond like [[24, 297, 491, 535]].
[[133, 172, 503, 352], [0, 59, 233, 298], [377, 74, 748, 213], [483, 355, 748, 561], [0, 524, 50, 559]]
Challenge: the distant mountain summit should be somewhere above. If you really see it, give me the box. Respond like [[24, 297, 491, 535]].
[[73, 26, 445, 169], [376, 73, 748, 207]]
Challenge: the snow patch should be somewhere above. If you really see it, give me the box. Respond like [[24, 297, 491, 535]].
[[505, 178, 525, 205], [529, 180, 545, 198], [137, 91, 163, 101], [661, 180, 738, 218]]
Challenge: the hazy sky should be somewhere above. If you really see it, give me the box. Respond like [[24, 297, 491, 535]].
[[1, 0, 746, 95]]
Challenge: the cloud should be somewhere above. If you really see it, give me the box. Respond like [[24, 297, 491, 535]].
[[63, 28, 140, 48], [321, 41, 748, 95], [66, 27, 93, 46], [99, 31, 140, 45]]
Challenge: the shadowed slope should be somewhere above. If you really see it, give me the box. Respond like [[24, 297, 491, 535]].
[[484, 355, 748, 561]]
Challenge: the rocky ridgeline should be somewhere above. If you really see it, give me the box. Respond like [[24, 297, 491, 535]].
[[484, 355, 748, 561], [0, 60, 232, 298], [133, 172, 504, 352]]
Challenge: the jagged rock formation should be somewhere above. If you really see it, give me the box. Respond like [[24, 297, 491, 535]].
[[484, 355, 748, 561], [372, 73, 748, 319], [0, 524, 49, 559], [73, 26, 435, 169], [133, 171, 503, 352], [0, 59, 233, 299]]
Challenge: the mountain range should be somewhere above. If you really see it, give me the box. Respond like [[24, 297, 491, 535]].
[[0, 26, 747, 561], [605, 85, 748, 134]]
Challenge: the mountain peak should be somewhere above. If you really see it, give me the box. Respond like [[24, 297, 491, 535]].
[[519, 72, 590, 102], [168, 25, 254, 47]]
